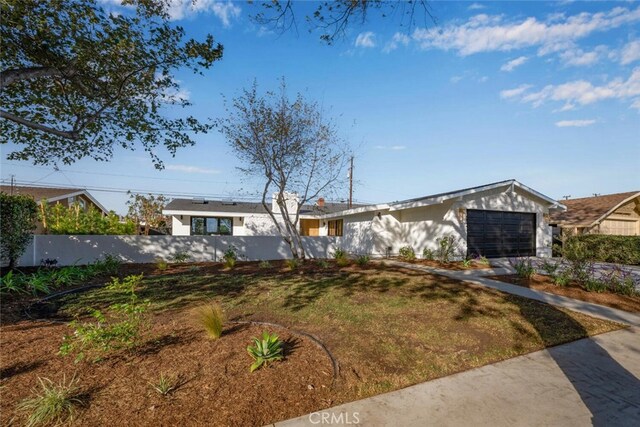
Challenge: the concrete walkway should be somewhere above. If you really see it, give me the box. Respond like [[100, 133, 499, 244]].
[[276, 327, 640, 427], [384, 260, 640, 327], [273, 261, 640, 426]]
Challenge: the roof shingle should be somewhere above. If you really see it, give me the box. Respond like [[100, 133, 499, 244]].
[[550, 191, 640, 226]]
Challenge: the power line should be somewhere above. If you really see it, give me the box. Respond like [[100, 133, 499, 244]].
[[0, 162, 244, 186]]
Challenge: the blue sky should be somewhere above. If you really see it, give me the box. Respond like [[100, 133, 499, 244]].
[[1, 0, 639, 214]]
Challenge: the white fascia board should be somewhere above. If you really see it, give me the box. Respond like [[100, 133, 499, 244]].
[[163, 210, 271, 217], [513, 181, 566, 210], [388, 181, 514, 211], [319, 204, 390, 219]]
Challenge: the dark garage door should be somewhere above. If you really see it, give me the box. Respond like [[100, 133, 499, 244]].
[[466, 210, 536, 258]]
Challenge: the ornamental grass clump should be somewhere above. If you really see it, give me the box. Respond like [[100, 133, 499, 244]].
[[194, 302, 224, 340], [17, 375, 83, 427], [247, 331, 284, 372]]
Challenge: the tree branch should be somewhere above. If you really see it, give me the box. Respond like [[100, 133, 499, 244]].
[[0, 110, 80, 140], [0, 66, 69, 89]]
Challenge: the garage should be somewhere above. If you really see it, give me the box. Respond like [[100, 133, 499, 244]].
[[466, 209, 536, 258]]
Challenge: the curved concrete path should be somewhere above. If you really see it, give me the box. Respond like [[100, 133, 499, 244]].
[[273, 261, 640, 427]]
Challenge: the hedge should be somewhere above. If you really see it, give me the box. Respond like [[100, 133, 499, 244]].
[[564, 234, 640, 265]]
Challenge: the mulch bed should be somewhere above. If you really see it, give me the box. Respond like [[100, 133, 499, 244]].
[[489, 274, 640, 313], [402, 259, 491, 270], [0, 310, 335, 427]]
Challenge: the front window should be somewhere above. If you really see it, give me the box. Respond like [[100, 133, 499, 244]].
[[327, 219, 343, 236], [191, 217, 233, 235]]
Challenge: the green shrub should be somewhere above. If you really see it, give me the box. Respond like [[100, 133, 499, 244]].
[[540, 260, 559, 276], [422, 248, 435, 261], [247, 331, 284, 372], [0, 193, 38, 269], [150, 373, 181, 396], [223, 246, 238, 269], [0, 270, 27, 294], [259, 260, 272, 269], [194, 302, 224, 340], [59, 274, 149, 362], [510, 258, 535, 279], [171, 251, 191, 263], [355, 255, 370, 266], [398, 246, 416, 261], [285, 258, 300, 270], [316, 259, 330, 269], [553, 271, 571, 287], [584, 278, 608, 293], [477, 256, 490, 266], [435, 235, 458, 263], [332, 248, 347, 260], [563, 235, 640, 265], [156, 259, 169, 271], [17, 375, 82, 427], [336, 256, 350, 267]]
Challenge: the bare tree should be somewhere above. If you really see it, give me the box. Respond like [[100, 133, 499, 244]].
[[217, 80, 350, 259], [252, 0, 435, 44]]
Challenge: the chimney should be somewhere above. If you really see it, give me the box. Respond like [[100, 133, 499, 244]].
[[317, 197, 325, 208]]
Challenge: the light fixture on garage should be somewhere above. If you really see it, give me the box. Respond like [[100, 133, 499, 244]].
[[457, 208, 466, 222]]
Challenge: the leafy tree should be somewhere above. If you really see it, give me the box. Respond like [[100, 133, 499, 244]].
[[126, 192, 169, 235], [0, 193, 38, 269], [253, 0, 434, 44], [0, 0, 222, 167], [217, 80, 350, 259], [39, 201, 135, 235]]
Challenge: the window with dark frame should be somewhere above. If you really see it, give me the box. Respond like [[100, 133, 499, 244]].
[[190, 217, 233, 235], [327, 219, 343, 236]]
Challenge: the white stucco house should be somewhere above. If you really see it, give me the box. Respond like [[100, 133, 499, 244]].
[[163, 179, 566, 259]]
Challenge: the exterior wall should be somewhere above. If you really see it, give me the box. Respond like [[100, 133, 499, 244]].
[[336, 186, 553, 258], [597, 198, 640, 236], [17, 235, 342, 267]]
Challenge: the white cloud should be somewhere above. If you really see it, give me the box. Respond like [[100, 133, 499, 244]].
[[166, 164, 221, 174], [631, 98, 640, 110], [501, 56, 529, 72], [559, 45, 607, 67], [502, 67, 640, 109], [555, 119, 596, 127], [383, 32, 411, 53], [355, 32, 376, 48], [450, 75, 463, 84], [410, 6, 640, 56], [620, 40, 640, 65], [500, 84, 533, 99], [160, 0, 241, 27], [468, 3, 486, 11], [375, 145, 406, 150]]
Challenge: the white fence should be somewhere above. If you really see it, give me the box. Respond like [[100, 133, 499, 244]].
[[17, 235, 344, 267]]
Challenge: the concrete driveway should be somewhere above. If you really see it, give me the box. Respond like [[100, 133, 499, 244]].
[[275, 327, 640, 427]]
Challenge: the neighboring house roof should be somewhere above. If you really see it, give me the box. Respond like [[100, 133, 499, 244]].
[[321, 179, 566, 219], [163, 198, 359, 217], [550, 191, 640, 227], [0, 185, 110, 215]]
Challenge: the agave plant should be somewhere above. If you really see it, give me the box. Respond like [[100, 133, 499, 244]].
[[247, 331, 284, 372]]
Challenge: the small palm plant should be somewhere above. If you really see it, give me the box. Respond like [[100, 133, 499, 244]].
[[17, 375, 82, 427], [247, 331, 284, 372]]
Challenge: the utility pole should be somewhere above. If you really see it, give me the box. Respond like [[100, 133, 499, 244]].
[[10, 174, 15, 195], [348, 156, 354, 209]]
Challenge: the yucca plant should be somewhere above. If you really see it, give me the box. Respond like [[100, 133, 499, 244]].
[[17, 375, 82, 427], [247, 331, 284, 372], [194, 302, 224, 339]]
